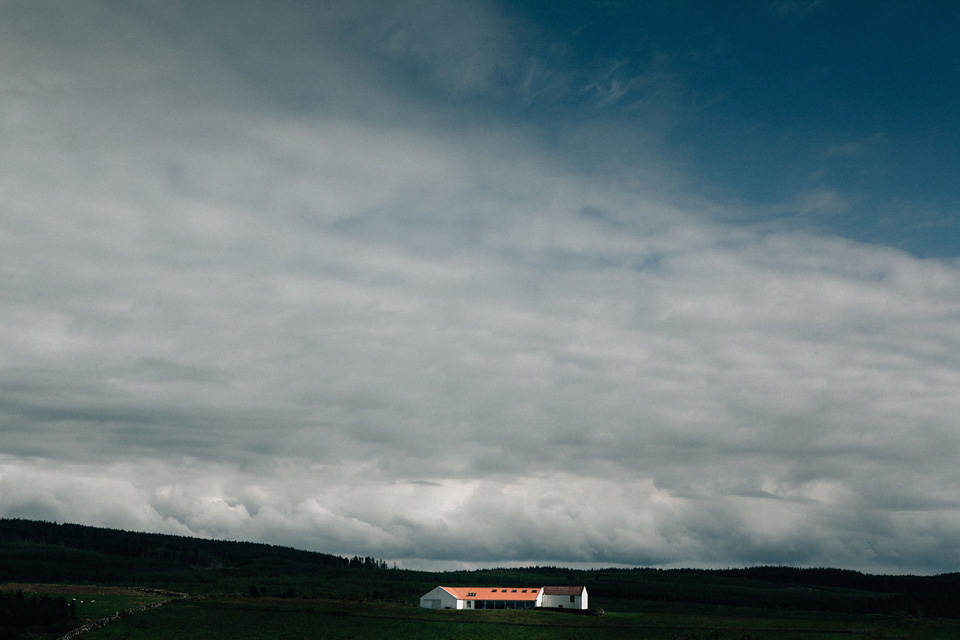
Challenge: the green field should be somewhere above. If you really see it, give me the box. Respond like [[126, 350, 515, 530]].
[[7, 520, 960, 640], [60, 592, 169, 619], [79, 596, 960, 640], [0, 584, 170, 620]]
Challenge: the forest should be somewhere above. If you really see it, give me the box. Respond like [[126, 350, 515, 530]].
[[3, 517, 960, 635]]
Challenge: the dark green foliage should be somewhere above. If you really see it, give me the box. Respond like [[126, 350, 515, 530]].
[[0, 518, 351, 575], [79, 597, 960, 640], [669, 633, 759, 640], [0, 518, 370, 594], [5, 518, 960, 620], [0, 589, 76, 639], [347, 556, 389, 570]]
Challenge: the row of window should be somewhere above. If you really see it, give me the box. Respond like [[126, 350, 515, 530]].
[[466, 589, 532, 596]]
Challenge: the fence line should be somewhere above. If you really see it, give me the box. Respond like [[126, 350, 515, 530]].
[[55, 588, 197, 640]]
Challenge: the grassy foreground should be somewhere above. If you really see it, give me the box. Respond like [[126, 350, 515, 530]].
[[0, 583, 169, 620], [7, 521, 960, 639], [79, 596, 960, 640]]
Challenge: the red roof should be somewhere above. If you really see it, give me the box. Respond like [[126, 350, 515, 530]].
[[542, 586, 585, 596], [441, 586, 541, 601]]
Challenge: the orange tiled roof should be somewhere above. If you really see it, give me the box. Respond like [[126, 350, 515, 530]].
[[441, 586, 541, 601]]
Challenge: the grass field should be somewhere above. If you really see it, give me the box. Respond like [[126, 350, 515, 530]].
[[77, 596, 960, 640], [7, 521, 960, 640], [0, 583, 169, 620]]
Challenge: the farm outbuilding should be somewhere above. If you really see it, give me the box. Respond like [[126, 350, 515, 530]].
[[419, 585, 588, 610], [541, 585, 588, 609]]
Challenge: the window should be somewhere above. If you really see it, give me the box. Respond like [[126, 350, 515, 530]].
[[570, 595, 576, 603], [467, 592, 476, 596], [511, 589, 517, 592]]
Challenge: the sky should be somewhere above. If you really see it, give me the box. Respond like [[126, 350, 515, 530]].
[[1, 0, 959, 575]]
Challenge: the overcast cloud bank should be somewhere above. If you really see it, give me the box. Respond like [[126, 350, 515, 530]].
[[2, 1, 959, 574]]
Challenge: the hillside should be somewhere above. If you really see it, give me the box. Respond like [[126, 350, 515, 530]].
[[3, 518, 960, 617]]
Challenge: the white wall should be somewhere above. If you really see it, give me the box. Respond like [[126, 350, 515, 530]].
[[540, 588, 587, 609], [419, 586, 461, 609]]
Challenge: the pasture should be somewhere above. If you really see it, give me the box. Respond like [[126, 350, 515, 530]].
[[0, 583, 168, 619], [80, 595, 960, 640]]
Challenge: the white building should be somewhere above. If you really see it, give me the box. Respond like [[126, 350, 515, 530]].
[[540, 585, 588, 609], [419, 585, 588, 610]]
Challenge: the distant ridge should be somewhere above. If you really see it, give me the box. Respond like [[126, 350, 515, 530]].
[[4, 518, 960, 617], [0, 518, 385, 586], [0, 517, 346, 564]]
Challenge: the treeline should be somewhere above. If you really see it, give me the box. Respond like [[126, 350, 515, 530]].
[[0, 518, 392, 590], [717, 566, 960, 617], [0, 518, 351, 569], [347, 556, 390, 570], [577, 566, 960, 617], [718, 564, 960, 594], [442, 564, 960, 617], [0, 590, 76, 640], [6, 518, 960, 618]]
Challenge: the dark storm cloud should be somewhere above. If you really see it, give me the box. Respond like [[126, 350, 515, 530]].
[[1, 0, 959, 574]]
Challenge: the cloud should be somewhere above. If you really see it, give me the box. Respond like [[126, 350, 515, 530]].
[[2, 0, 960, 575], [824, 133, 885, 158], [343, 0, 518, 94]]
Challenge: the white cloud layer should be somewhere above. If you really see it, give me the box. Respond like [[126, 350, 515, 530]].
[[2, 1, 959, 574]]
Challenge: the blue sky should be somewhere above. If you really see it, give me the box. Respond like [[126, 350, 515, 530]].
[[513, 1, 959, 256], [1, 0, 959, 574]]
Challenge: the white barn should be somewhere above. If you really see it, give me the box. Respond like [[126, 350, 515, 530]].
[[540, 585, 588, 609], [419, 585, 588, 610]]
